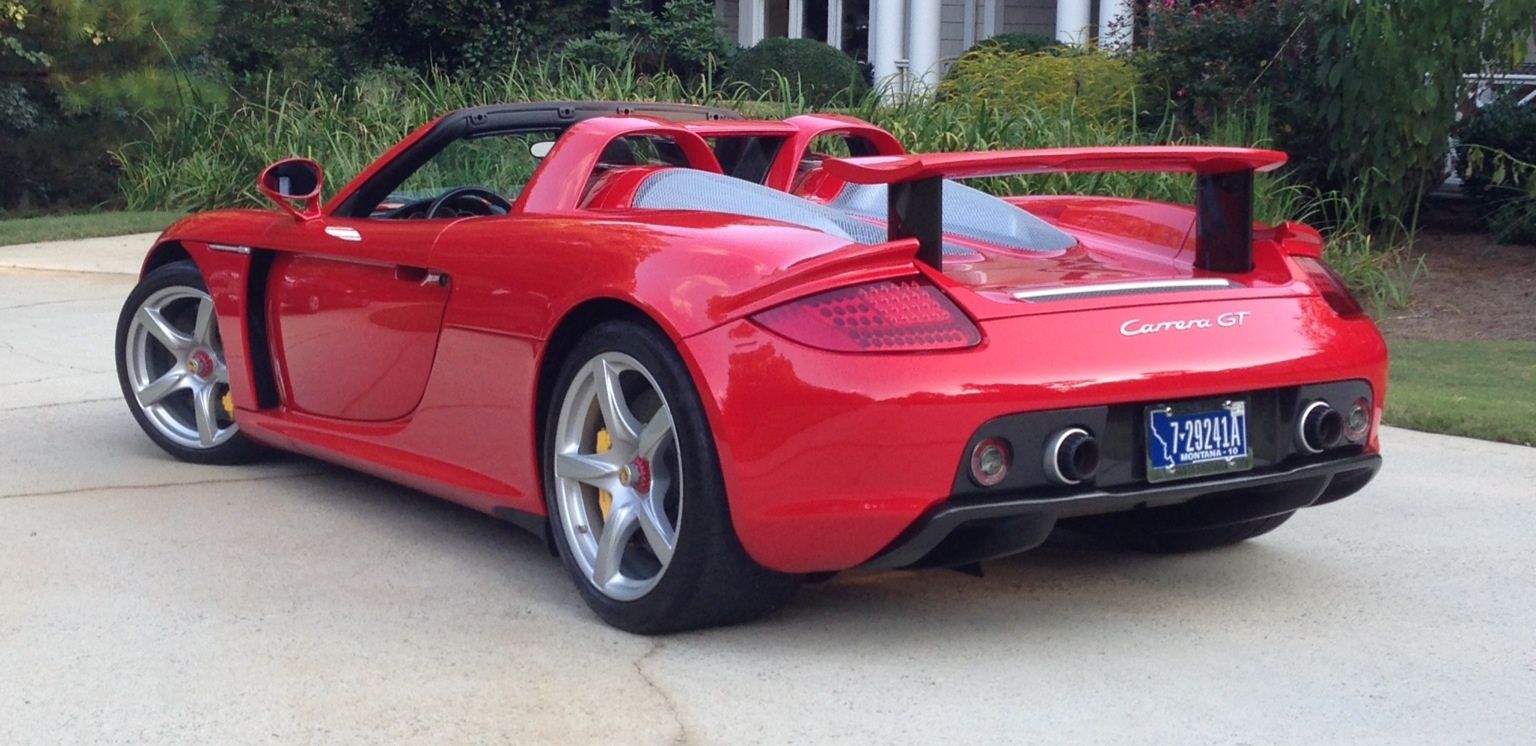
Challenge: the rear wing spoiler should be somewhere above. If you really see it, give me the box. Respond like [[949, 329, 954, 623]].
[[823, 146, 1288, 272]]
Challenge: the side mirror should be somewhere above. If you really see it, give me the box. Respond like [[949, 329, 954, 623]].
[[258, 158, 324, 221]]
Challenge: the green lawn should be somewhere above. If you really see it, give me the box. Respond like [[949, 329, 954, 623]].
[[1386, 338, 1536, 447], [0, 211, 184, 247]]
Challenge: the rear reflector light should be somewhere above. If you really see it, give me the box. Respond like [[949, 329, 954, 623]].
[[969, 438, 1012, 487], [753, 279, 981, 352], [1293, 256, 1365, 317]]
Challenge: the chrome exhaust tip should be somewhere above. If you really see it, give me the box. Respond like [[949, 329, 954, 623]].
[[1298, 401, 1345, 454], [1044, 427, 1100, 485]]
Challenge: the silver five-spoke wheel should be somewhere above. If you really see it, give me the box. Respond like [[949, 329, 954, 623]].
[[552, 352, 682, 602], [123, 285, 237, 449]]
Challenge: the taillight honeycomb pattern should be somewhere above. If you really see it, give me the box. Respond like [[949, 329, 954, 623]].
[[753, 279, 981, 352]]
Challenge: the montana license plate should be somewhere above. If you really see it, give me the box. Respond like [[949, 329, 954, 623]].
[[1145, 399, 1253, 483]]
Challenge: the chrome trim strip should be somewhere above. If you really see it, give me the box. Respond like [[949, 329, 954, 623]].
[[324, 226, 362, 242], [207, 243, 251, 255], [1013, 278, 1237, 302]]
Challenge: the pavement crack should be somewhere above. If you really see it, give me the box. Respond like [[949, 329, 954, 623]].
[[0, 297, 98, 311], [634, 641, 689, 745], [0, 372, 105, 389], [0, 397, 118, 412], [0, 472, 322, 500], [0, 339, 100, 375]]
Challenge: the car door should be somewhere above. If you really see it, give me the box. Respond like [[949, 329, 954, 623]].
[[263, 218, 451, 422]]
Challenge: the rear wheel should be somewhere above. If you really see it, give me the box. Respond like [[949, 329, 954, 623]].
[[115, 260, 261, 465], [543, 321, 798, 633]]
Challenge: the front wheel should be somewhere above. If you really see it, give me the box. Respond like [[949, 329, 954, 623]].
[[115, 260, 262, 465], [543, 321, 798, 633]]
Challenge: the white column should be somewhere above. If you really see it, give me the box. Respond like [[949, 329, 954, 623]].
[[1097, 0, 1132, 49], [1055, 0, 1091, 46], [962, 0, 977, 50], [981, 0, 997, 38], [827, 0, 844, 49], [908, 0, 943, 90], [788, 0, 805, 38], [738, 0, 765, 46], [870, 0, 906, 94]]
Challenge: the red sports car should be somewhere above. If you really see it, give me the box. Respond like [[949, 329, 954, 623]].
[[116, 101, 1386, 633]]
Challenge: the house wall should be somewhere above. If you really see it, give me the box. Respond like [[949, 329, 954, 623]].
[[940, 0, 967, 61], [718, 0, 740, 46], [1001, 0, 1056, 36], [716, 0, 1064, 68]]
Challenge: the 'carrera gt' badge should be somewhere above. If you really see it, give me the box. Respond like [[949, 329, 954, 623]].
[[1120, 311, 1250, 337]]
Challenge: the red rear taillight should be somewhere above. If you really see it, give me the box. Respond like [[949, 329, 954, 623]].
[[753, 279, 981, 352], [1293, 256, 1365, 318]]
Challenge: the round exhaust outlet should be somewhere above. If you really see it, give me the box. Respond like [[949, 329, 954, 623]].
[[1044, 427, 1100, 485], [1298, 401, 1345, 454]]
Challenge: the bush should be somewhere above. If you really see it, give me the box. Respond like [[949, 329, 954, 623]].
[[1455, 99, 1536, 202], [726, 38, 867, 107], [1137, 0, 1536, 229], [558, 31, 640, 74], [1454, 99, 1536, 246], [1489, 199, 1536, 245], [559, 0, 730, 79], [938, 49, 1138, 122], [357, 0, 608, 74], [1138, 2, 1303, 130], [967, 32, 1062, 55]]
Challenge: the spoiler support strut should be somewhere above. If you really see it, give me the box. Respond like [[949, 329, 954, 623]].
[[889, 177, 944, 270], [1194, 169, 1255, 273]]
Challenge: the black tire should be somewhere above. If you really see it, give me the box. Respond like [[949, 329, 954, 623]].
[[115, 260, 263, 465], [542, 320, 799, 634]]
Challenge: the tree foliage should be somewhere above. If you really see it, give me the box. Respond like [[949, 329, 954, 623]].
[[0, 0, 219, 113], [1140, 0, 1536, 227], [0, 0, 220, 211], [559, 0, 730, 79], [358, 0, 609, 74], [212, 0, 368, 87]]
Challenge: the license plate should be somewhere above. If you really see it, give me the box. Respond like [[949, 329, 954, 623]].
[[1145, 399, 1253, 483]]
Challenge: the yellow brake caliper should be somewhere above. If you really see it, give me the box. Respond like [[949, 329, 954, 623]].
[[595, 428, 614, 519]]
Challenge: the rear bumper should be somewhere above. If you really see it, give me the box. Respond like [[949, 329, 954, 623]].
[[680, 295, 1388, 574], [862, 453, 1380, 569]]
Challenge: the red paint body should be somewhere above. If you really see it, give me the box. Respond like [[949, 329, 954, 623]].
[[142, 111, 1387, 573]]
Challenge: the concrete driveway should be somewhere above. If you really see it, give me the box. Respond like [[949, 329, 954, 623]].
[[2, 237, 1534, 744]]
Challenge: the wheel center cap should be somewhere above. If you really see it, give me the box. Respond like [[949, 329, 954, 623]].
[[620, 457, 652, 493], [187, 349, 215, 380]]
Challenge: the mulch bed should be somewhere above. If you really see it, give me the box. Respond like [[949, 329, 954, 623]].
[[1377, 220, 1536, 343]]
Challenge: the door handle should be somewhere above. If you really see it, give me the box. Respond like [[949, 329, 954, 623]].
[[396, 266, 447, 287]]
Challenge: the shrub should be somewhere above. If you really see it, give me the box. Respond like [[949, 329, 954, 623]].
[[1137, 1, 1304, 134], [1452, 91, 1536, 246], [357, 0, 608, 74], [938, 49, 1138, 122], [560, 0, 730, 79], [726, 38, 867, 107], [1489, 198, 1536, 246], [966, 32, 1062, 55], [1138, 0, 1536, 229], [558, 31, 639, 74], [1455, 98, 1536, 204]]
